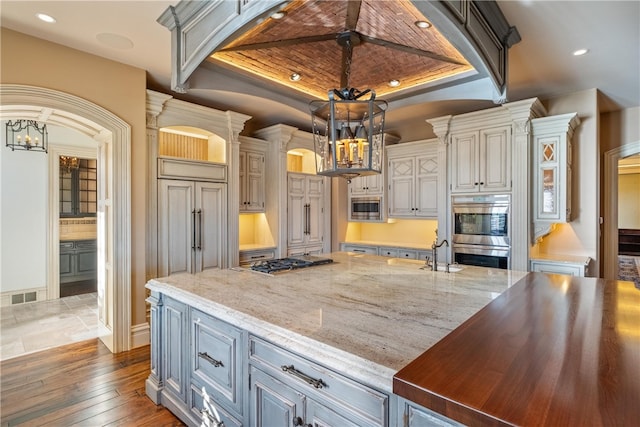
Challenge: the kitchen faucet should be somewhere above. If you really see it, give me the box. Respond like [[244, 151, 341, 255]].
[[431, 238, 449, 272]]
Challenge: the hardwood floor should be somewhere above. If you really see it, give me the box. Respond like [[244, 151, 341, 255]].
[[0, 339, 185, 426]]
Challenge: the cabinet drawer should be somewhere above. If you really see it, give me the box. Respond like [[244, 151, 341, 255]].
[[76, 240, 97, 250], [341, 243, 378, 255], [530, 261, 585, 277], [60, 241, 75, 251], [379, 247, 399, 257], [397, 250, 418, 259], [417, 250, 431, 262], [249, 336, 388, 426], [191, 309, 244, 416], [189, 383, 243, 427], [239, 248, 275, 265]]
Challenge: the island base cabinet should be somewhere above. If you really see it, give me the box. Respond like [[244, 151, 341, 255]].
[[190, 384, 243, 427], [249, 336, 389, 427], [397, 397, 463, 427]]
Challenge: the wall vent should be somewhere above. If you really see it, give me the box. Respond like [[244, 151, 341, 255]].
[[11, 292, 38, 305]]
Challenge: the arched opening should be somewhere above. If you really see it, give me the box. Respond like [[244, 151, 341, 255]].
[[603, 141, 640, 279], [0, 84, 132, 353]]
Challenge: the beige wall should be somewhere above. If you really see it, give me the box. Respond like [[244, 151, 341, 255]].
[[619, 173, 640, 229], [0, 28, 148, 326]]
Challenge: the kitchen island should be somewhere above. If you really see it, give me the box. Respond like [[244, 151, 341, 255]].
[[146, 251, 526, 426], [145, 251, 639, 426]]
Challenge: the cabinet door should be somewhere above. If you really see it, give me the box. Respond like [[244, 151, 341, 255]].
[[306, 175, 324, 246], [349, 173, 383, 196], [239, 151, 247, 211], [250, 366, 305, 427], [450, 131, 478, 193], [158, 179, 195, 276], [388, 157, 415, 217], [163, 297, 188, 404], [288, 174, 307, 246], [59, 252, 74, 276], [480, 126, 511, 192], [415, 154, 438, 218], [195, 182, 225, 273], [246, 151, 265, 211]]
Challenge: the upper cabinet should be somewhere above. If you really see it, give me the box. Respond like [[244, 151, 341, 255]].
[[531, 113, 580, 225], [348, 171, 384, 197], [450, 125, 511, 193], [239, 137, 266, 213], [387, 140, 439, 219]]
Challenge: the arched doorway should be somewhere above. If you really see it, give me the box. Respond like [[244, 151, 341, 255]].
[[603, 140, 640, 279], [0, 84, 131, 353]]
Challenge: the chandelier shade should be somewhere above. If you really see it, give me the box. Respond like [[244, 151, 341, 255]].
[[5, 119, 48, 153], [310, 88, 387, 181]]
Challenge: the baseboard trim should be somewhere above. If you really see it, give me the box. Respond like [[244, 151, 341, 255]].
[[131, 322, 150, 348]]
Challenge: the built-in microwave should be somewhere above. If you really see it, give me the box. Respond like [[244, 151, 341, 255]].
[[350, 196, 382, 221]]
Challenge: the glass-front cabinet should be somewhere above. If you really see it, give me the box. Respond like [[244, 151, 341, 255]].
[[531, 113, 580, 224]]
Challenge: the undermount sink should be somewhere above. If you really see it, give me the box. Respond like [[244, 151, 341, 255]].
[[420, 264, 464, 273]]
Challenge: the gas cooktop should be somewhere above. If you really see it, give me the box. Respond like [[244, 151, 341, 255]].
[[249, 255, 333, 274]]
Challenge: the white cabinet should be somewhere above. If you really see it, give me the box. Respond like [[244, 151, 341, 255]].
[[530, 257, 589, 277], [531, 113, 580, 224], [239, 149, 265, 212], [450, 125, 511, 193], [387, 140, 439, 218], [158, 179, 226, 276], [288, 173, 325, 255], [349, 172, 384, 196]]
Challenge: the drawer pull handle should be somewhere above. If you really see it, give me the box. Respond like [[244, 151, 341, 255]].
[[199, 352, 224, 368], [281, 364, 326, 389]]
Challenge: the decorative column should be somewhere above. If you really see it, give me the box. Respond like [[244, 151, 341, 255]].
[[503, 98, 546, 272], [145, 90, 173, 280], [426, 115, 452, 260], [254, 124, 298, 259]]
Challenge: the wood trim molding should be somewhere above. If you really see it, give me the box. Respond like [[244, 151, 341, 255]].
[[1, 83, 132, 353], [603, 140, 640, 279]]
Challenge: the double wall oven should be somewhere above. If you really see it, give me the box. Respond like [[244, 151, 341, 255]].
[[452, 194, 511, 269]]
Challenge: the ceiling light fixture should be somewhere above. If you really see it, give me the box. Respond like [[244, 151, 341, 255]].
[[310, 32, 387, 182], [414, 20, 431, 29], [289, 72, 301, 81], [573, 48, 589, 56], [60, 156, 80, 173], [36, 13, 56, 23], [388, 79, 400, 87], [5, 119, 48, 153]]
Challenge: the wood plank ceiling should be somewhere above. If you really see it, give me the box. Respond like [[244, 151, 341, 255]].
[[209, 0, 474, 99]]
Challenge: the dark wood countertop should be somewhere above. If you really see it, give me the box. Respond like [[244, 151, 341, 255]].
[[394, 273, 640, 426]]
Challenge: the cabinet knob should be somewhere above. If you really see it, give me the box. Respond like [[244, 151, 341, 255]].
[[293, 416, 304, 426], [480, 182, 484, 185], [474, 182, 479, 186]]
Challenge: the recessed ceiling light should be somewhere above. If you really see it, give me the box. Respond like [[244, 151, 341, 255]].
[[36, 13, 56, 23], [388, 79, 400, 87], [573, 48, 589, 56], [271, 11, 286, 19], [414, 20, 431, 29], [289, 72, 301, 82]]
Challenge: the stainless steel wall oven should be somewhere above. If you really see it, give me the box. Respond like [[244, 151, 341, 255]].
[[452, 194, 511, 269]]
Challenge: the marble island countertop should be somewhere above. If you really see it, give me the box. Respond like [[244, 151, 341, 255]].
[[147, 251, 528, 392]]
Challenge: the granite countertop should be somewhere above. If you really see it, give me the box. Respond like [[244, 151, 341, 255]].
[[147, 251, 528, 392]]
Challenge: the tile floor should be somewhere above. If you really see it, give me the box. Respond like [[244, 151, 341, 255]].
[[0, 292, 99, 361]]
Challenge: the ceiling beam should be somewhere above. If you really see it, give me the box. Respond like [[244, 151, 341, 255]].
[[345, 0, 362, 30]]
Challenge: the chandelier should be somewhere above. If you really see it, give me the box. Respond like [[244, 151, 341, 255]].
[[60, 156, 80, 173], [5, 120, 48, 153], [310, 32, 387, 181]]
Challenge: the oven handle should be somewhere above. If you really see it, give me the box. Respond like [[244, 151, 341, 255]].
[[452, 244, 510, 257]]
